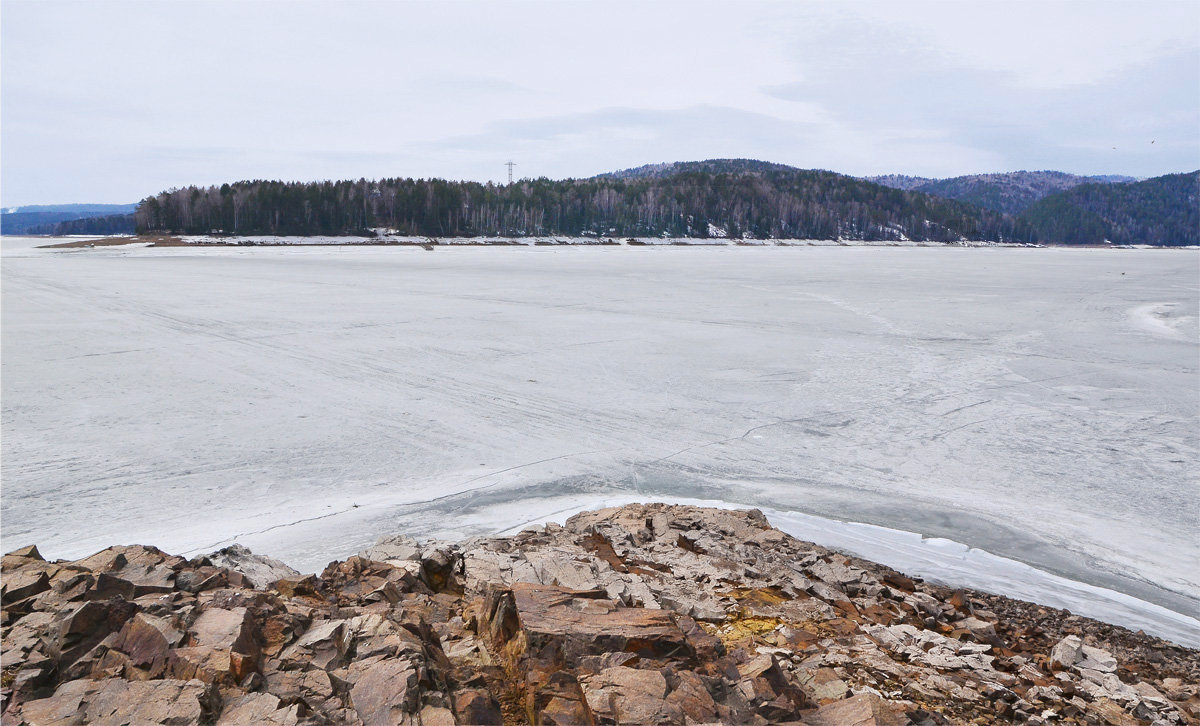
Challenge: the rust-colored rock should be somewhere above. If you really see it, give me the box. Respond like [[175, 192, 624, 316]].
[[802, 693, 908, 726], [488, 583, 693, 660], [348, 657, 419, 725], [2, 504, 1195, 726]]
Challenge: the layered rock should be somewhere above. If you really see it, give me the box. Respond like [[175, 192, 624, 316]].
[[2, 504, 1196, 725]]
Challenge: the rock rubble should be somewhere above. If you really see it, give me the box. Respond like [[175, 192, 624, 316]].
[[2, 504, 1196, 725]]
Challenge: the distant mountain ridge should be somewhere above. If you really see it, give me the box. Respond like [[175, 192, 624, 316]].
[[1019, 171, 1198, 245], [3, 203, 137, 215], [1, 203, 137, 235], [866, 171, 1140, 215], [599, 159, 807, 180]]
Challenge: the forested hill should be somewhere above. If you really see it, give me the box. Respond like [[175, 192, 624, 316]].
[[1, 203, 136, 235], [866, 171, 1139, 215], [1018, 171, 1199, 246], [27, 213, 136, 236], [599, 159, 805, 180], [134, 166, 1029, 242]]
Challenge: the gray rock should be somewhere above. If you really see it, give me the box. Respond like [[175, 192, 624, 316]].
[[358, 534, 421, 564], [206, 545, 302, 589]]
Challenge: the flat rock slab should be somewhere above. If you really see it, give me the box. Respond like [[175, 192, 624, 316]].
[[497, 583, 691, 659]]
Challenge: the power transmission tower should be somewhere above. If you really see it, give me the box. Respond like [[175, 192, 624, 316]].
[[505, 161, 516, 184]]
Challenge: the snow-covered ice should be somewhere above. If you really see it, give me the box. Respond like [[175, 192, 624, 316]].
[[3, 238, 1197, 643]]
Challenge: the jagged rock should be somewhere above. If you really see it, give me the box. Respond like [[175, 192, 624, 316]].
[[99, 612, 183, 678], [264, 668, 335, 708], [1051, 634, 1119, 673], [45, 599, 138, 671], [802, 693, 908, 725], [451, 689, 503, 724], [16, 678, 105, 725], [663, 669, 720, 722], [191, 607, 256, 653], [864, 624, 995, 671], [5, 544, 44, 561], [8, 651, 56, 701], [180, 605, 259, 681], [1091, 696, 1142, 726], [216, 692, 301, 725], [580, 665, 668, 723], [347, 657, 420, 725], [2, 568, 51, 605], [19, 677, 219, 726], [485, 583, 692, 660], [802, 667, 850, 702], [359, 534, 421, 563], [206, 545, 302, 589], [3, 505, 1196, 726], [279, 619, 352, 671]]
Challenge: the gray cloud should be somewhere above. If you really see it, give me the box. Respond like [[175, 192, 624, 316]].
[[2, 1, 1196, 205]]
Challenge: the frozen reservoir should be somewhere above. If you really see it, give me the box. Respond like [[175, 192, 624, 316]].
[[2, 238, 1197, 643]]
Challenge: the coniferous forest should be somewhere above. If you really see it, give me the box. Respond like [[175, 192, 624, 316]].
[[132, 166, 1030, 242], [15, 160, 1195, 245], [1017, 173, 1199, 246]]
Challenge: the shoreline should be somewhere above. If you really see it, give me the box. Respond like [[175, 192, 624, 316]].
[[3, 503, 1197, 725], [21, 234, 1200, 250], [497, 496, 1200, 648], [9, 494, 1198, 648]]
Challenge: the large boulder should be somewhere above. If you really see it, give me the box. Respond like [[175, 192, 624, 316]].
[[206, 545, 302, 590], [347, 657, 420, 725], [483, 583, 692, 660], [580, 666, 668, 724], [802, 693, 909, 726], [18, 678, 219, 726]]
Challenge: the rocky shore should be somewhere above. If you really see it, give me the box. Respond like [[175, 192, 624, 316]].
[[2, 504, 1196, 725]]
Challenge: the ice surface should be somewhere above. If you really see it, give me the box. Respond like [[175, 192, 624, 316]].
[[3, 238, 1197, 642]]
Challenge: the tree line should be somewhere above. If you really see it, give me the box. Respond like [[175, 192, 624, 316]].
[[133, 169, 1031, 242]]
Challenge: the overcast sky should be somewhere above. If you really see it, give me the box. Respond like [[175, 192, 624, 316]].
[[2, 1, 1198, 206]]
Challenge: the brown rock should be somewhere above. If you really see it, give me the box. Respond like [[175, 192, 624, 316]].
[[273, 575, 320, 599], [349, 658, 419, 725], [216, 693, 300, 725], [15, 677, 100, 725], [104, 612, 183, 678], [664, 670, 719, 723], [1, 569, 50, 605], [802, 693, 908, 726], [581, 665, 667, 723], [881, 572, 915, 592], [188, 607, 258, 656], [1091, 696, 1140, 726], [19, 678, 219, 726], [45, 599, 137, 669], [170, 646, 237, 684], [804, 667, 849, 703], [84, 573, 137, 601], [279, 619, 351, 671], [540, 695, 593, 725], [264, 668, 335, 708], [5, 544, 44, 560], [486, 583, 691, 660], [9, 651, 57, 700], [452, 689, 503, 725]]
